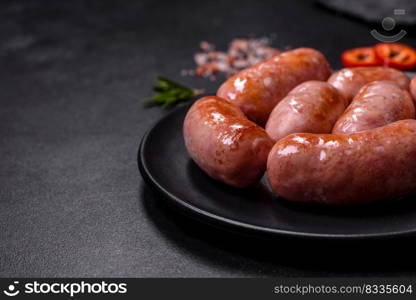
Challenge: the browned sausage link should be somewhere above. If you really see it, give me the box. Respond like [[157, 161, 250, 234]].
[[265, 81, 347, 141], [333, 81, 415, 135], [327, 66, 409, 103], [183, 96, 274, 188], [267, 120, 416, 205], [217, 48, 332, 126], [410, 76, 416, 103]]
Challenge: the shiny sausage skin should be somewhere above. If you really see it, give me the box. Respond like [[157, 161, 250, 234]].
[[217, 48, 332, 126], [333, 81, 415, 135], [328, 67, 409, 103], [183, 96, 274, 188], [267, 120, 416, 205], [265, 81, 347, 141], [410, 76, 416, 102]]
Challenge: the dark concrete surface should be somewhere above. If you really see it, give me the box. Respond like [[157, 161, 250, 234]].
[[1, 0, 416, 277]]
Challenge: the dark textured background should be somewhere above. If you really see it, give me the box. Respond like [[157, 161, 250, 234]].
[[2, 0, 416, 277]]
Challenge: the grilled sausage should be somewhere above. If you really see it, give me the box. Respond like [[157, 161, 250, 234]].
[[328, 66, 409, 103], [217, 48, 332, 126], [333, 81, 415, 134], [267, 120, 416, 205], [183, 96, 274, 188], [265, 81, 347, 141]]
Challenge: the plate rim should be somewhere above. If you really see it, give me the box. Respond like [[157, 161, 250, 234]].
[[138, 105, 416, 240]]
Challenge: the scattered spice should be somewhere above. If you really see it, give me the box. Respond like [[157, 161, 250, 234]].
[[147, 36, 280, 108], [183, 36, 280, 80]]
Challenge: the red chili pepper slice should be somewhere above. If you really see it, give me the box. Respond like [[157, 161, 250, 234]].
[[374, 43, 416, 70], [341, 47, 382, 68]]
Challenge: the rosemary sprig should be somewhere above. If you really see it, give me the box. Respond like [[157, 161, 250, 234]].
[[147, 76, 204, 108]]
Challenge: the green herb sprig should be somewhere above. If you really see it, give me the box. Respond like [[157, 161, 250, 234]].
[[147, 76, 204, 108]]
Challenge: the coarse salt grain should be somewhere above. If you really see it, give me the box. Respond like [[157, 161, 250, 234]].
[[183, 36, 280, 81]]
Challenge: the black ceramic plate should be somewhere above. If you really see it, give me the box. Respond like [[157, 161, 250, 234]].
[[138, 103, 416, 240]]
